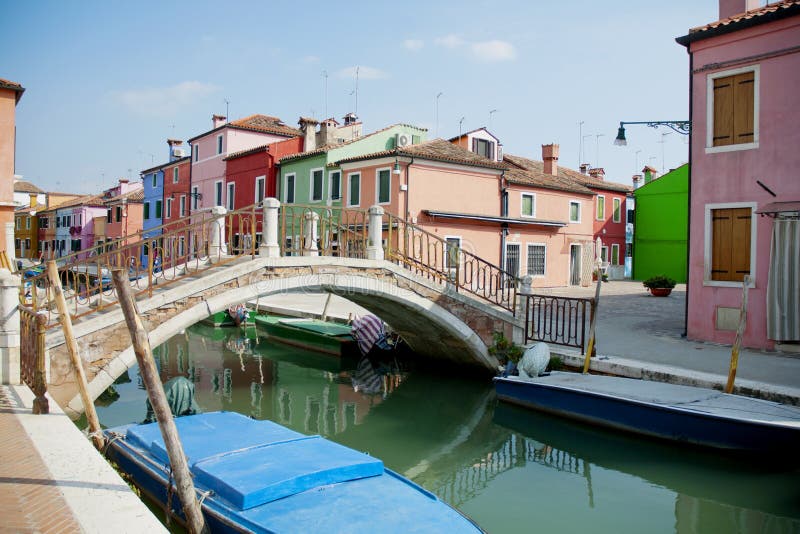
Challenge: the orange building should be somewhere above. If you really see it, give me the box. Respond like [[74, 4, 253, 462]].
[[0, 79, 25, 259]]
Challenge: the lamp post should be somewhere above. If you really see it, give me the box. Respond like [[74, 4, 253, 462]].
[[613, 120, 690, 146]]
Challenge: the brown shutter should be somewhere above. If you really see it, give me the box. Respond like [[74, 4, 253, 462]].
[[731, 208, 751, 281], [711, 207, 751, 281], [733, 71, 754, 144], [713, 76, 734, 147]]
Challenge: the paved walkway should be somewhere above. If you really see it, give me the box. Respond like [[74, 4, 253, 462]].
[[0, 385, 166, 533]]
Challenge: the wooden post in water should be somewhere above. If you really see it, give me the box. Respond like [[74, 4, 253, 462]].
[[46, 261, 104, 449], [111, 269, 209, 534], [320, 292, 333, 322], [725, 275, 750, 394], [582, 279, 603, 374]]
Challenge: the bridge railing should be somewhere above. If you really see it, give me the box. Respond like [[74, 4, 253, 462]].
[[278, 204, 369, 258], [19, 306, 48, 413], [383, 212, 518, 314], [522, 294, 594, 354]]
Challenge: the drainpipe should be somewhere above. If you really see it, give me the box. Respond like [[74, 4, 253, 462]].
[[500, 170, 508, 265], [683, 47, 693, 339], [404, 155, 414, 221]]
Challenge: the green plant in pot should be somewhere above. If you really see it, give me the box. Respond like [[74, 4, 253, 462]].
[[488, 331, 523, 373], [643, 275, 676, 297]]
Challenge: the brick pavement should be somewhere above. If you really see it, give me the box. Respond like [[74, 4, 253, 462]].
[[0, 386, 81, 533]]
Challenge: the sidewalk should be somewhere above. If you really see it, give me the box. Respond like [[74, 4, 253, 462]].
[[258, 283, 800, 405], [0, 385, 166, 533]]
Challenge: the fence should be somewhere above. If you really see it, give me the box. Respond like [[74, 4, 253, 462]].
[[522, 294, 595, 354], [19, 306, 48, 414]]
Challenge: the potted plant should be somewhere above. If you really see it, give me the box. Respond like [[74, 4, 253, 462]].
[[643, 275, 676, 297]]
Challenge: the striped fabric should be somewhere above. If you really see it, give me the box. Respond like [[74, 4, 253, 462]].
[[351, 315, 385, 356], [767, 219, 800, 341]]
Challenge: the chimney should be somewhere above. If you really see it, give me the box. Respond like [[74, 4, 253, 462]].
[[642, 166, 658, 184], [632, 174, 642, 189], [588, 168, 605, 181], [579, 163, 590, 175], [719, 0, 760, 20], [343, 113, 358, 126], [167, 138, 184, 162], [318, 118, 336, 145], [29, 193, 37, 208], [212, 114, 227, 128], [298, 117, 319, 152], [541, 144, 559, 176]]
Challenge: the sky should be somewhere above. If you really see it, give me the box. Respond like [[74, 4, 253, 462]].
[[2, 0, 719, 194]]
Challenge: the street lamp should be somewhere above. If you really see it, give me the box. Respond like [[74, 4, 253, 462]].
[[613, 121, 690, 146]]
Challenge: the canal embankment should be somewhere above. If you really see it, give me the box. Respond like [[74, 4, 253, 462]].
[[0, 385, 166, 532]]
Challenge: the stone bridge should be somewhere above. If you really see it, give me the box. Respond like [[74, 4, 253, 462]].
[[46, 255, 521, 418]]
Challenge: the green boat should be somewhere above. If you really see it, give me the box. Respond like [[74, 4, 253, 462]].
[[201, 309, 256, 327], [253, 315, 359, 357]]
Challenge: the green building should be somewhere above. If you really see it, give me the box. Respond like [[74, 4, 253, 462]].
[[633, 164, 689, 283]]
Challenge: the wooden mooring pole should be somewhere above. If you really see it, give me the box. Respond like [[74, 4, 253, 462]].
[[582, 279, 603, 374], [111, 269, 209, 534], [725, 275, 750, 394], [46, 261, 104, 449]]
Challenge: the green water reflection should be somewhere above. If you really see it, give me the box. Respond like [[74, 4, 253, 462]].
[[94, 324, 800, 534]]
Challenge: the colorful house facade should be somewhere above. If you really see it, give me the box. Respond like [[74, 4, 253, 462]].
[[676, 0, 800, 349], [0, 78, 25, 258], [51, 195, 107, 259], [632, 164, 689, 283], [161, 156, 191, 261]]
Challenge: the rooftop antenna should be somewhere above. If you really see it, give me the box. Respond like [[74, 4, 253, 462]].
[[659, 132, 671, 172], [578, 121, 584, 168], [459, 116, 465, 137], [322, 70, 328, 118], [635, 149, 642, 170], [224, 99, 230, 121], [489, 109, 497, 129], [595, 134, 605, 168], [582, 134, 591, 164], [435, 92, 443, 138], [354, 66, 359, 117]]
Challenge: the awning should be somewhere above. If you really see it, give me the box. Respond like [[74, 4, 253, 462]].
[[756, 201, 800, 218], [423, 210, 565, 227]]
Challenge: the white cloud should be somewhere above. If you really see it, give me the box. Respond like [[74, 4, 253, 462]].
[[336, 66, 389, 80], [434, 34, 464, 49], [471, 40, 517, 62], [403, 39, 424, 51], [112, 81, 219, 116]]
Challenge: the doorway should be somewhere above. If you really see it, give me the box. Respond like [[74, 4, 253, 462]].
[[570, 244, 581, 286]]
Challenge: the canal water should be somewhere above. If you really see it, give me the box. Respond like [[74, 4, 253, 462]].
[[92, 323, 800, 533]]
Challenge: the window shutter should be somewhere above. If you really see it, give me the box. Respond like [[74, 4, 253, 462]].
[[711, 207, 751, 281], [472, 138, 478, 153], [733, 71, 754, 144], [731, 208, 751, 280], [713, 76, 734, 146]]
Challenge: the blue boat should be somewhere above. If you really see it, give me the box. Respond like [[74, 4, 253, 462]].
[[494, 372, 800, 453], [105, 411, 482, 532]]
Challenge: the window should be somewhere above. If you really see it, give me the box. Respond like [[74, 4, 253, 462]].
[[14, 238, 20, 249], [255, 176, 266, 204], [152, 173, 157, 188], [284, 173, 296, 204], [78, 214, 82, 225], [25, 238, 30, 250], [227, 183, 235, 210], [601, 246, 608, 263], [166, 198, 173, 218], [191, 186, 199, 210], [179, 195, 186, 217], [115, 206, 122, 222], [505, 243, 520, 278], [25, 217, 30, 229], [329, 171, 341, 200], [193, 144, 198, 162], [376, 169, 391, 204], [71, 239, 81, 252], [143, 202, 150, 219], [311, 169, 323, 202], [39, 217, 48, 229], [521, 193, 535, 217], [527, 244, 546, 276], [569, 201, 581, 223], [155, 200, 163, 218], [709, 67, 757, 149], [215, 180, 223, 207], [596, 195, 605, 220], [707, 205, 753, 283], [611, 243, 619, 265], [613, 198, 621, 223], [473, 138, 495, 159], [445, 237, 461, 273], [106, 210, 112, 223], [15, 218, 19, 229], [412, 135, 421, 145], [173, 167, 179, 183], [217, 135, 223, 155], [348, 173, 360, 207]]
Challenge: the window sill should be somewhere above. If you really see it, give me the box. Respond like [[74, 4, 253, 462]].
[[705, 142, 759, 155], [702, 279, 755, 289]]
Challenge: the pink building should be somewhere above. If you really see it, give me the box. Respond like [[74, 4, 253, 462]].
[[677, 0, 800, 349], [187, 114, 300, 211]]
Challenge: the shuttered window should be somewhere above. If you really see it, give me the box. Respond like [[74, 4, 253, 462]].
[[711, 207, 751, 281], [712, 71, 754, 147]]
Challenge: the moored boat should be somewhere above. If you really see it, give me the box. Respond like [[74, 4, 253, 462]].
[[104, 411, 483, 532], [253, 314, 358, 357], [494, 371, 800, 453]]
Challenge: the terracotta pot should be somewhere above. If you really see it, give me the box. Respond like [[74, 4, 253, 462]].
[[649, 287, 672, 297]]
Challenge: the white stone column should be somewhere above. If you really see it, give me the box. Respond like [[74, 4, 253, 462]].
[[302, 211, 320, 256], [209, 206, 228, 260], [367, 205, 385, 261], [260, 198, 281, 258], [0, 268, 20, 385], [514, 275, 534, 345], [5, 222, 15, 264]]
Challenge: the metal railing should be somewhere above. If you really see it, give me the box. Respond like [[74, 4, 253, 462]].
[[278, 204, 369, 258], [19, 306, 48, 413], [522, 294, 594, 354], [384, 212, 518, 314]]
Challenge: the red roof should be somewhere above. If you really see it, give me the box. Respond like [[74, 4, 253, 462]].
[[677, 0, 800, 45], [0, 78, 25, 103]]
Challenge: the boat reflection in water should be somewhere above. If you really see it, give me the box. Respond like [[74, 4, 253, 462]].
[[93, 324, 800, 534]]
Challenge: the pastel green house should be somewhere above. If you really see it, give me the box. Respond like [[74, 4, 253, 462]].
[[633, 164, 689, 283], [277, 123, 427, 207]]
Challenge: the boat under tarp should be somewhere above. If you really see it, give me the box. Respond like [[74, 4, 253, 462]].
[[494, 372, 800, 453], [105, 411, 482, 533], [254, 315, 358, 357]]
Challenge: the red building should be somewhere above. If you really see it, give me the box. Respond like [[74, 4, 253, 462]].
[[223, 136, 303, 251], [161, 156, 191, 261]]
